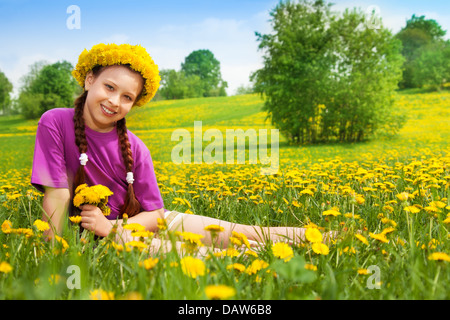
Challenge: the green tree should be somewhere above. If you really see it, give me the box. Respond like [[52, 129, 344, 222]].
[[324, 8, 405, 142], [0, 69, 13, 115], [181, 49, 228, 97], [18, 60, 81, 119], [395, 14, 447, 89], [410, 41, 449, 90], [235, 84, 254, 95], [158, 69, 204, 100], [251, 0, 404, 144]]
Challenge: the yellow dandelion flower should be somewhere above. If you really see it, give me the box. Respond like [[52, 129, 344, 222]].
[[139, 257, 159, 270], [355, 195, 365, 205], [355, 234, 369, 245], [180, 256, 206, 278], [300, 189, 314, 196], [90, 289, 115, 300], [428, 252, 450, 262], [292, 200, 303, 207], [0, 261, 12, 274], [123, 223, 146, 232], [178, 231, 204, 245], [304, 263, 317, 271], [13, 228, 34, 238], [221, 248, 241, 258], [1, 220, 12, 234], [74, 183, 88, 194], [230, 231, 251, 249], [303, 221, 319, 229], [91, 184, 113, 199], [404, 206, 421, 213], [323, 209, 341, 217], [73, 184, 114, 208], [79, 188, 101, 204], [396, 192, 409, 202], [357, 269, 370, 275], [54, 235, 69, 249], [244, 249, 258, 258], [226, 263, 246, 272], [204, 224, 225, 233], [424, 206, 440, 213], [69, 216, 82, 224], [33, 219, 50, 232], [381, 227, 395, 235], [429, 201, 446, 209], [272, 242, 294, 262], [72, 194, 84, 207], [246, 259, 269, 275], [111, 242, 124, 252], [205, 285, 236, 300], [125, 240, 147, 250], [157, 218, 167, 230], [311, 242, 330, 255], [369, 232, 389, 243], [305, 227, 323, 243], [131, 231, 154, 238]]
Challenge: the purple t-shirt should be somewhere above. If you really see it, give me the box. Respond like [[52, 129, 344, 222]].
[[31, 108, 164, 220]]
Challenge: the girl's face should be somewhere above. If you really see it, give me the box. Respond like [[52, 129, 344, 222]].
[[83, 65, 144, 132]]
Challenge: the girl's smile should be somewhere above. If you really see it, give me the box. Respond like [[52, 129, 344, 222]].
[[100, 103, 118, 116], [83, 65, 144, 132]]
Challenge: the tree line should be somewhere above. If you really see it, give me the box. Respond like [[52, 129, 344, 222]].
[[0, 49, 228, 118]]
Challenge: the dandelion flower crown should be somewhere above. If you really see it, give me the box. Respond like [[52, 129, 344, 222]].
[[72, 43, 161, 106]]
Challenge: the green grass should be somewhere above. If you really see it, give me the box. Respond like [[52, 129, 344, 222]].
[[0, 91, 449, 300]]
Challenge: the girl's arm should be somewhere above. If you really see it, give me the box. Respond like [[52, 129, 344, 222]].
[[80, 205, 165, 242], [42, 186, 71, 239]]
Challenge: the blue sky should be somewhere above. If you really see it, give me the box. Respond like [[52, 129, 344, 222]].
[[1, 0, 449, 97]]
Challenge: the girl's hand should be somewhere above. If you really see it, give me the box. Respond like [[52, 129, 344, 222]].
[[80, 204, 112, 237]]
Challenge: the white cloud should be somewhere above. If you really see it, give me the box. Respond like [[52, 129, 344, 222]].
[[1, 54, 53, 98], [143, 10, 271, 95]]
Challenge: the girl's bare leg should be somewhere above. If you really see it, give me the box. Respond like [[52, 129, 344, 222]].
[[168, 213, 308, 248]]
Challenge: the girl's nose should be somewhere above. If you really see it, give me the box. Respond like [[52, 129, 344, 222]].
[[109, 93, 120, 108]]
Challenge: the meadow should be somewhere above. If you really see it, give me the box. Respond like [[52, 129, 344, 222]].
[[0, 90, 449, 300]]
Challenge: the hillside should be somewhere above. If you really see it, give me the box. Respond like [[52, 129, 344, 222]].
[[0, 91, 449, 171]]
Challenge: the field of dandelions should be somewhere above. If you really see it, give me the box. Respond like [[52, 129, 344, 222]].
[[0, 90, 449, 300]]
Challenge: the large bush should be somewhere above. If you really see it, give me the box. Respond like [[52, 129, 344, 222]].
[[251, 0, 405, 144]]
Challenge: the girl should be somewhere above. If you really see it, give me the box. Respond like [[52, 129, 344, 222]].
[[31, 43, 327, 252]]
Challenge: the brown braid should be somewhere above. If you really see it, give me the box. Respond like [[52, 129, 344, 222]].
[[116, 117, 141, 217], [73, 91, 88, 196]]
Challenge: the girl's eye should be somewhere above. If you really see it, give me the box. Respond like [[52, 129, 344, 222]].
[[125, 95, 133, 101], [105, 84, 113, 90]]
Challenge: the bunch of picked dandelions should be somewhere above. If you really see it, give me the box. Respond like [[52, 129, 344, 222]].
[[70, 184, 113, 233]]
